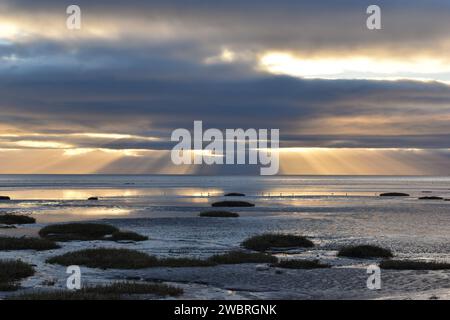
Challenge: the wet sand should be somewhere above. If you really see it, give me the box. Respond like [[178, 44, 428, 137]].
[[1, 175, 449, 300], [0, 225, 40, 238]]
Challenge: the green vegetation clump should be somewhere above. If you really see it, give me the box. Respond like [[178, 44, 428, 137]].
[[47, 247, 284, 270], [110, 231, 148, 242], [199, 211, 239, 218], [242, 234, 314, 252], [337, 245, 393, 259], [39, 223, 147, 242], [0, 237, 59, 251], [380, 260, 450, 270], [39, 223, 119, 241], [0, 260, 35, 291], [209, 251, 277, 264], [47, 248, 215, 269], [47, 248, 156, 269], [211, 201, 255, 207], [272, 259, 330, 269], [0, 214, 36, 225], [9, 282, 183, 300]]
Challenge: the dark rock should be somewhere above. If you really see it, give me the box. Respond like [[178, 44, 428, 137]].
[[0, 196, 11, 201], [379, 192, 409, 197], [224, 193, 246, 197], [199, 211, 239, 217], [87, 197, 99, 201], [418, 196, 444, 200], [211, 201, 255, 207]]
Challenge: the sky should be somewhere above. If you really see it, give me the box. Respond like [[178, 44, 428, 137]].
[[0, 0, 449, 175]]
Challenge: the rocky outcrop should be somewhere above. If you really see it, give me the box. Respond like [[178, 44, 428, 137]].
[[418, 196, 444, 200], [211, 201, 255, 207], [379, 192, 409, 197]]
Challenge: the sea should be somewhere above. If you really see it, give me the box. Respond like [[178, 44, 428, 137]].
[[1, 175, 450, 299]]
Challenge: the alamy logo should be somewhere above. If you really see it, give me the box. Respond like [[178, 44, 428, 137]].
[[171, 121, 279, 175], [366, 5, 382, 30], [366, 264, 381, 290], [66, 5, 81, 30], [66, 265, 81, 290]]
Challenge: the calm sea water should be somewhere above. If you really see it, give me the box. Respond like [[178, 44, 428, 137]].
[[1, 175, 450, 299], [0, 174, 449, 197], [1, 175, 449, 262]]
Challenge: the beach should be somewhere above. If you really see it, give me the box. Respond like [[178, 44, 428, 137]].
[[1, 175, 450, 300]]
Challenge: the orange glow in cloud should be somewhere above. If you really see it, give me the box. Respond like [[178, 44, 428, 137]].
[[0, 147, 447, 175], [278, 148, 438, 175]]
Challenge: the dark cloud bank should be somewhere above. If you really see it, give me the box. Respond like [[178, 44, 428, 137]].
[[0, 0, 449, 174]]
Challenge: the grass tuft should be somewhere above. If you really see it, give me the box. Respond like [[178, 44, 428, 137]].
[[337, 245, 393, 259], [47, 248, 283, 270], [0, 260, 35, 291], [0, 236, 59, 251], [380, 259, 450, 270], [272, 259, 330, 269], [0, 214, 36, 225], [47, 248, 156, 269], [199, 211, 239, 218], [83, 282, 183, 296], [9, 281, 183, 300], [47, 246, 298, 270], [47, 248, 215, 269], [209, 251, 277, 264], [39, 223, 119, 241], [242, 233, 314, 252]]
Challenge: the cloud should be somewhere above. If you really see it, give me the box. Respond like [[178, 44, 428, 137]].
[[1, 66, 448, 149], [0, 0, 449, 174], [3, 1, 450, 54]]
